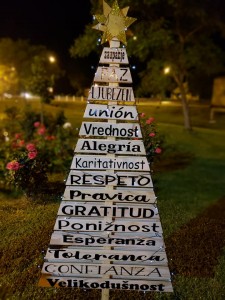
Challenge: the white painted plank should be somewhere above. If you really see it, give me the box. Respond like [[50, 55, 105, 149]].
[[38, 276, 173, 292], [45, 248, 167, 265], [70, 155, 150, 171], [57, 202, 159, 219], [84, 104, 138, 120], [41, 262, 171, 280], [54, 217, 162, 233], [63, 187, 156, 203], [66, 171, 153, 188], [49, 231, 164, 249], [100, 47, 129, 64], [79, 122, 142, 138], [94, 67, 132, 83], [75, 139, 146, 155], [88, 85, 135, 101]]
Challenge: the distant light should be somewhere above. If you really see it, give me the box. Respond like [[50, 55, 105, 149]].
[[21, 92, 32, 99], [3, 93, 12, 98], [132, 65, 136, 70], [49, 56, 56, 63], [164, 66, 171, 75], [133, 36, 137, 41], [25, 92, 31, 99]]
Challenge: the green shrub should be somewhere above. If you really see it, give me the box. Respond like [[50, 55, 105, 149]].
[[3, 108, 76, 200]]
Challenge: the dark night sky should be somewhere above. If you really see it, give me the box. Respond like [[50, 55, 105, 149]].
[[0, 0, 92, 64]]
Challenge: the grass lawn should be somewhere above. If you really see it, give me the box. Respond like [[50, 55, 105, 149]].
[[0, 99, 225, 299]]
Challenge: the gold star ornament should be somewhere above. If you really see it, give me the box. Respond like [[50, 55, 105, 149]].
[[93, 0, 137, 45]]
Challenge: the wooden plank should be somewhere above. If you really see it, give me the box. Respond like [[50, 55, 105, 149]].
[[84, 104, 138, 120], [100, 47, 129, 64], [45, 248, 167, 265], [66, 171, 153, 188], [70, 155, 150, 171], [94, 67, 132, 83], [41, 262, 171, 280], [49, 232, 164, 249], [38, 275, 173, 292], [75, 139, 146, 155], [63, 187, 156, 203], [79, 122, 142, 138], [57, 202, 159, 219], [54, 217, 162, 233], [88, 85, 135, 101]]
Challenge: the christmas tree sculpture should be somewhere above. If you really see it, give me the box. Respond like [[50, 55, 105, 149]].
[[39, 0, 173, 294]]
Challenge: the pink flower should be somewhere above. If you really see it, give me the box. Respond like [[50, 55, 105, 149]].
[[34, 121, 41, 128], [155, 147, 162, 154], [6, 161, 21, 171], [45, 135, 56, 141], [28, 150, 37, 159], [14, 133, 22, 139], [149, 132, 156, 137], [11, 142, 18, 149], [140, 113, 145, 118], [146, 117, 155, 125], [17, 140, 25, 147], [37, 126, 46, 135], [26, 143, 36, 151]]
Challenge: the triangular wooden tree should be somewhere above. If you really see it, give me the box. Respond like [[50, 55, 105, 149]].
[[39, 0, 173, 294]]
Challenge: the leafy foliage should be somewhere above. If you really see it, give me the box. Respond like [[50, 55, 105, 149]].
[[0, 38, 61, 98], [0, 65, 18, 95], [6, 149, 48, 199], [70, 25, 100, 58], [70, 0, 225, 130], [26, 55, 59, 104], [3, 108, 76, 200], [138, 112, 163, 165]]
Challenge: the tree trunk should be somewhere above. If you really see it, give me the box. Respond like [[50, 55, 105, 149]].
[[174, 75, 192, 131], [179, 85, 192, 131]]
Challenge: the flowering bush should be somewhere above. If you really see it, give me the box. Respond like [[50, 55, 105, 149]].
[[4, 110, 76, 200], [139, 113, 163, 165], [6, 135, 48, 198], [6, 143, 48, 197]]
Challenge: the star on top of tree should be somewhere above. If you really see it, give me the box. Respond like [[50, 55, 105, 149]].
[[93, 0, 136, 45]]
